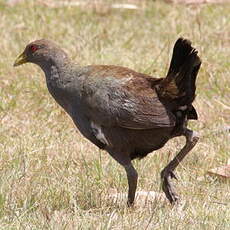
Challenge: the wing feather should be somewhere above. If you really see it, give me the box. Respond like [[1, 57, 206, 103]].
[[80, 65, 175, 130]]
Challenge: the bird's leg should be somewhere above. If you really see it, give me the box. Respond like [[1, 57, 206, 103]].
[[107, 151, 138, 206], [161, 128, 199, 204], [124, 163, 138, 206]]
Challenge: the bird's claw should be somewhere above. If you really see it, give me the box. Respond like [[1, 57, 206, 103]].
[[169, 171, 178, 180], [127, 200, 134, 208], [161, 170, 179, 204]]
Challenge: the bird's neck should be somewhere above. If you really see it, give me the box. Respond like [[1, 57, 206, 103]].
[[37, 55, 73, 88], [38, 53, 64, 72], [38, 57, 75, 111]]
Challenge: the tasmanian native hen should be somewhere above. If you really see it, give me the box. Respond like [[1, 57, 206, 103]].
[[14, 38, 201, 206]]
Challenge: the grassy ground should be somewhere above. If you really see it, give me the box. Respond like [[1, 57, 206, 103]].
[[0, 0, 229, 229]]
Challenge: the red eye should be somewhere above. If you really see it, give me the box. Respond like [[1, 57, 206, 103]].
[[30, 45, 38, 52]]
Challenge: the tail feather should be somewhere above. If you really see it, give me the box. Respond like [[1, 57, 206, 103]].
[[167, 38, 194, 77], [174, 48, 201, 105], [158, 38, 201, 107]]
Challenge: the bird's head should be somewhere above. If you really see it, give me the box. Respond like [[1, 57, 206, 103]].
[[14, 39, 68, 68]]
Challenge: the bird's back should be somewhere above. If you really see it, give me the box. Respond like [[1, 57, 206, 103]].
[[78, 65, 162, 96]]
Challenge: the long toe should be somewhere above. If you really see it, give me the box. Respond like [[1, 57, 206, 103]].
[[162, 174, 179, 204], [169, 171, 178, 180], [127, 200, 135, 208]]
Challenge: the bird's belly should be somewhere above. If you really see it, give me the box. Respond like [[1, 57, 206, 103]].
[[103, 126, 173, 159], [67, 111, 107, 149]]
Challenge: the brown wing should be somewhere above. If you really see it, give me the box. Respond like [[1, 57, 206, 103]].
[[81, 65, 176, 129]]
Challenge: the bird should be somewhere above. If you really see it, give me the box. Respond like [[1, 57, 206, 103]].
[[14, 37, 201, 206]]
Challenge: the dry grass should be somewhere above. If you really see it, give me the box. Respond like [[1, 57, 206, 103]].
[[0, 0, 229, 229]]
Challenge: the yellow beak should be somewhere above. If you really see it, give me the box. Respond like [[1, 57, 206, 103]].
[[13, 52, 28, 67]]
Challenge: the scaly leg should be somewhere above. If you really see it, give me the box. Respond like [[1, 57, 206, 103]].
[[108, 150, 138, 206], [124, 163, 138, 206], [161, 129, 199, 204]]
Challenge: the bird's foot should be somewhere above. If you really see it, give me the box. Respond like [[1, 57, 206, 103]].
[[161, 169, 179, 205], [127, 200, 134, 208]]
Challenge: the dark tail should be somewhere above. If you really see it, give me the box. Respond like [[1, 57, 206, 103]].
[[158, 38, 201, 118]]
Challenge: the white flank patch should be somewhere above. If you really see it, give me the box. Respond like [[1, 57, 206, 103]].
[[91, 121, 109, 145]]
